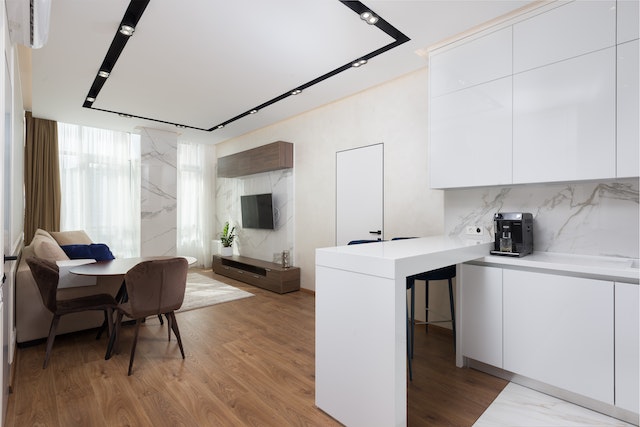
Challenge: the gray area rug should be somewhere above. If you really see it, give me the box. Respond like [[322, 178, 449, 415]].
[[177, 271, 254, 313]]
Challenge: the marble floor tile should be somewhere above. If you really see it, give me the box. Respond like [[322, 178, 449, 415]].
[[473, 383, 635, 427]]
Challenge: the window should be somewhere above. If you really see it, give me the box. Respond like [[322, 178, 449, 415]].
[[57, 123, 140, 257]]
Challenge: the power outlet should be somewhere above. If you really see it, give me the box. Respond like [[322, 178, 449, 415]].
[[465, 225, 484, 236]]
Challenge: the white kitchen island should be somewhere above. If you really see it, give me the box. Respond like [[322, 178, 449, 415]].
[[315, 236, 492, 427]]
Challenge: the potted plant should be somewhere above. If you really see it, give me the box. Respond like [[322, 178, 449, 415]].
[[220, 221, 236, 256]]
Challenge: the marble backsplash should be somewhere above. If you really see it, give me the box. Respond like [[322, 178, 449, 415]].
[[445, 178, 639, 259], [215, 169, 294, 265]]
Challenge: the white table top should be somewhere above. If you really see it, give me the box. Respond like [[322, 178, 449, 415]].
[[316, 236, 493, 279], [470, 251, 639, 283], [70, 256, 197, 276]]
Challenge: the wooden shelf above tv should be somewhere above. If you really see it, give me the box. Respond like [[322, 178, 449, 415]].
[[217, 141, 293, 178]]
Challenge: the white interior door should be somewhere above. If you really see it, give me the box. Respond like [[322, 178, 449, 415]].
[[336, 144, 383, 246]]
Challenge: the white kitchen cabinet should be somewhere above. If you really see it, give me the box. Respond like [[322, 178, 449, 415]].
[[617, 39, 639, 178], [503, 269, 614, 404], [430, 77, 512, 188], [430, 27, 512, 98], [617, 0, 640, 44], [460, 264, 503, 368], [513, 0, 616, 73], [513, 47, 616, 184], [614, 282, 639, 413]]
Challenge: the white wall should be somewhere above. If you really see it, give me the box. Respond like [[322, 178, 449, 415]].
[[216, 68, 445, 291]]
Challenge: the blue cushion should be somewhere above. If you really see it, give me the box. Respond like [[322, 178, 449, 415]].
[[61, 244, 115, 261]]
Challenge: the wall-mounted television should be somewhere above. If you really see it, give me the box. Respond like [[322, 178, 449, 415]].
[[241, 193, 275, 230]]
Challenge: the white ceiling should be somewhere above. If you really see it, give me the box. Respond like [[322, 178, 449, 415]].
[[28, 0, 532, 145]]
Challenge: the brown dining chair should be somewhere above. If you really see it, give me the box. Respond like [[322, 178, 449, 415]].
[[26, 257, 118, 369], [112, 257, 188, 375]]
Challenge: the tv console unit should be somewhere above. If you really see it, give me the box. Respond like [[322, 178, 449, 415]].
[[212, 255, 300, 294]]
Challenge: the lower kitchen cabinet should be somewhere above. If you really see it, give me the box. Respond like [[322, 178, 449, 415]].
[[460, 264, 503, 367], [615, 282, 639, 413], [502, 269, 614, 404]]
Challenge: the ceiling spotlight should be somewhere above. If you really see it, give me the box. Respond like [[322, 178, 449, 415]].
[[360, 11, 379, 25], [291, 89, 302, 95], [176, 124, 186, 129], [119, 113, 132, 118], [216, 124, 224, 129], [352, 59, 368, 68], [86, 97, 95, 102], [98, 70, 110, 78], [119, 24, 135, 36], [249, 109, 258, 114]]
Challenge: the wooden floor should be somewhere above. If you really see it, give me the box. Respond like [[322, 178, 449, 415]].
[[6, 269, 507, 426]]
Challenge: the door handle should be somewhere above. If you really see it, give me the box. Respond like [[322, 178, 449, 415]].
[[369, 230, 382, 235], [3, 255, 17, 263]]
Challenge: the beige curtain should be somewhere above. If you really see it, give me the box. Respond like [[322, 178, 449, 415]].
[[24, 111, 61, 245]]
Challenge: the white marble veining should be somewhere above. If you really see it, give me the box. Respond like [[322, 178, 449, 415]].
[[474, 383, 636, 427], [445, 179, 639, 259], [215, 169, 294, 264], [140, 128, 178, 256]]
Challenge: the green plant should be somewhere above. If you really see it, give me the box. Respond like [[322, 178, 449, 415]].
[[220, 222, 236, 247]]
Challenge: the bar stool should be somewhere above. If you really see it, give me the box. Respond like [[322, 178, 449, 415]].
[[393, 238, 456, 381]]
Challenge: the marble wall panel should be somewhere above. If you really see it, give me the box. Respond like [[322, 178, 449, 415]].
[[215, 169, 294, 265], [444, 178, 639, 259], [140, 128, 178, 256]]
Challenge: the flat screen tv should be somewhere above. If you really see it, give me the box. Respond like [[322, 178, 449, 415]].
[[241, 193, 275, 230]]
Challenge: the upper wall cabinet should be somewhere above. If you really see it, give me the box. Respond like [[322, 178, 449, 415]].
[[513, 48, 616, 184], [217, 141, 293, 178], [429, 27, 512, 98], [617, 39, 640, 178], [429, 0, 638, 189], [618, 0, 640, 44], [429, 27, 512, 189], [430, 77, 512, 188], [513, 0, 616, 73]]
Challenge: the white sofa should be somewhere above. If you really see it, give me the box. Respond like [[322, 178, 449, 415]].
[[16, 229, 122, 344]]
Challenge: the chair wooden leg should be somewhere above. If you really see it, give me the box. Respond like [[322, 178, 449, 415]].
[[43, 315, 60, 369], [167, 312, 185, 359], [108, 311, 125, 358], [128, 319, 143, 376]]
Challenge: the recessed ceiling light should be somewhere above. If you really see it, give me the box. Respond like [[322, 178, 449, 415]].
[[119, 113, 132, 118], [119, 24, 135, 36], [291, 89, 302, 95], [360, 11, 379, 25], [216, 125, 224, 129], [249, 109, 258, 114], [352, 59, 367, 68], [98, 70, 110, 78], [175, 124, 186, 129], [86, 97, 95, 102]]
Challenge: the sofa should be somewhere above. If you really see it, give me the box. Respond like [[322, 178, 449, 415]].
[[16, 229, 122, 344]]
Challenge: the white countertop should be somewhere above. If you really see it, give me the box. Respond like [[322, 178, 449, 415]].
[[470, 251, 639, 283], [316, 236, 493, 279]]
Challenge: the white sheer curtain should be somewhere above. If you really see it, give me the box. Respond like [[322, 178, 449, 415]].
[[57, 123, 141, 257], [177, 141, 215, 267]]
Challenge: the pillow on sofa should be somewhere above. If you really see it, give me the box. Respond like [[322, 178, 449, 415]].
[[50, 230, 92, 246], [60, 244, 115, 261], [32, 235, 70, 261], [34, 228, 54, 240]]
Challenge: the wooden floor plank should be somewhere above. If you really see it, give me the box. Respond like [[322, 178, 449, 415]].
[[5, 269, 506, 426]]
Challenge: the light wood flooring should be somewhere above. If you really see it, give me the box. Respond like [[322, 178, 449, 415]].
[[6, 269, 507, 426]]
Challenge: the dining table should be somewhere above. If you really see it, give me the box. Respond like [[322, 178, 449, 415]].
[[70, 255, 197, 359]]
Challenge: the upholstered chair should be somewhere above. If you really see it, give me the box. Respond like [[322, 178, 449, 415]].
[[113, 257, 188, 375], [26, 257, 117, 368]]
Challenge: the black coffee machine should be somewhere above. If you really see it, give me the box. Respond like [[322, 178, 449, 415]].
[[490, 212, 534, 257]]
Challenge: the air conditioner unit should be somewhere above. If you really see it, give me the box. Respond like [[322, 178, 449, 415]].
[[6, 0, 51, 49]]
